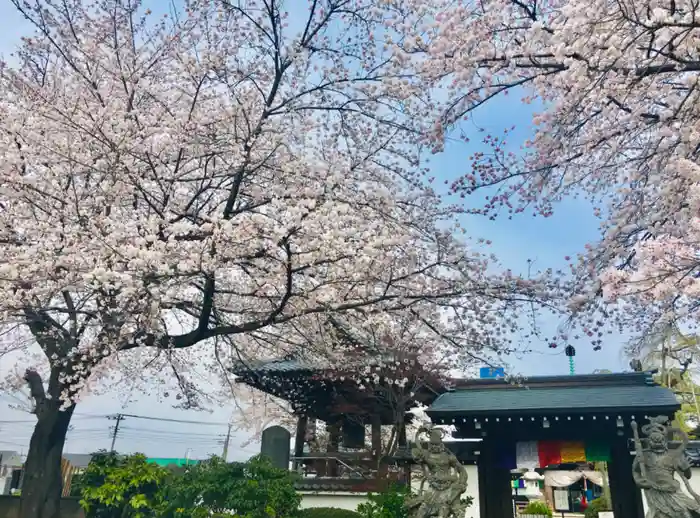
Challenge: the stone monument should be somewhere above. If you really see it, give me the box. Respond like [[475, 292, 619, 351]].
[[261, 425, 291, 470], [406, 425, 469, 518], [631, 415, 700, 518]]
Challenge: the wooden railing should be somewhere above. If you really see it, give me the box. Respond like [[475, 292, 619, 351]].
[[295, 475, 407, 493], [291, 451, 410, 493]]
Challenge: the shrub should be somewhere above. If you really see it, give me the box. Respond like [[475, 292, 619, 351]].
[[78, 453, 300, 518], [356, 484, 472, 518], [584, 498, 612, 518], [158, 455, 300, 518], [522, 500, 553, 518], [79, 452, 170, 518], [300, 508, 362, 518], [357, 484, 411, 518]]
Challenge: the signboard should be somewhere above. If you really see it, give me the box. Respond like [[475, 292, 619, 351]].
[[599, 513, 614, 518], [553, 489, 570, 511], [479, 367, 505, 379]]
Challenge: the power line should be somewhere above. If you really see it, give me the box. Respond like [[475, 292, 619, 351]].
[[0, 411, 248, 455], [0, 415, 114, 424], [0, 440, 27, 448], [118, 426, 226, 438], [0, 411, 231, 426], [115, 413, 230, 426]]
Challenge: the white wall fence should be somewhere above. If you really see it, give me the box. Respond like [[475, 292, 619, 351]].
[[299, 465, 481, 518], [301, 464, 700, 518]]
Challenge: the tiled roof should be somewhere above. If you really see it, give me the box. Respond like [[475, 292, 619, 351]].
[[428, 372, 679, 416], [231, 352, 420, 377], [63, 453, 94, 468], [0, 450, 23, 467]]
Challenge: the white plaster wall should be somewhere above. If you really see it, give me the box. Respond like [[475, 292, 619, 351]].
[[463, 465, 481, 518], [642, 468, 700, 513], [299, 493, 369, 511], [688, 468, 700, 495], [299, 464, 481, 518], [640, 466, 700, 513], [0, 476, 9, 495]]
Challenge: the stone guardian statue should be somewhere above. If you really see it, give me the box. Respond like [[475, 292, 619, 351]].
[[406, 425, 469, 518], [631, 416, 700, 518]]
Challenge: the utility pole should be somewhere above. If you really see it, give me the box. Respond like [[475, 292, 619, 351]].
[[222, 423, 232, 461], [109, 414, 123, 452]]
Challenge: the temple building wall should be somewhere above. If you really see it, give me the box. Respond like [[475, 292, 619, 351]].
[[298, 465, 480, 518], [299, 492, 369, 512], [462, 465, 481, 518], [640, 466, 700, 514]]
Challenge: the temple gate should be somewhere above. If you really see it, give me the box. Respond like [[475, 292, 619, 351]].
[[234, 359, 678, 518], [426, 372, 679, 518]]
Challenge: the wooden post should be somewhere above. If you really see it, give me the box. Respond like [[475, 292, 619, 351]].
[[608, 439, 644, 518], [398, 418, 409, 485], [327, 421, 340, 477], [398, 417, 407, 447], [371, 413, 384, 479], [371, 414, 382, 459], [478, 440, 515, 518], [293, 414, 308, 472], [477, 447, 489, 518]]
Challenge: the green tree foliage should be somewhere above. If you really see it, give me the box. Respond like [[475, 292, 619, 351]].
[[584, 498, 612, 518], [664, 373, 700, 437], [357, 484, 412, 518], [79, 452, 170, 518], [592, 462, 612, 511], [69, 472, 86, 497], [356, 484, 473, 518], [299, 508, 361, 518], [159, 455, 301, 518], [522, 501, 553, 518], [78, 454, 300, 518], [632, 326, 700, 435], [359, 484, 472, 518]]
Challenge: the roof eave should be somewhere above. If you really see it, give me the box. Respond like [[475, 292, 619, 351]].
[[427, 403, 680, 418]]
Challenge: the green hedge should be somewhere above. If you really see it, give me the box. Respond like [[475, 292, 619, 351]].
[[522, 501, 553, 518], [584, 498, 612, 518], [299, 507, 362, 518]]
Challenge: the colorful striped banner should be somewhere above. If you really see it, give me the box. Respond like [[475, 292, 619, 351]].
[[513, 440, 610, 468]]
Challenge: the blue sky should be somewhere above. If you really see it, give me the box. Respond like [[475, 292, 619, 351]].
[[0, 1, 629, 459]]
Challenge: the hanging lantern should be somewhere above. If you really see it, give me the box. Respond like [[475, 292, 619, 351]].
[[565, 345, 576, 375]]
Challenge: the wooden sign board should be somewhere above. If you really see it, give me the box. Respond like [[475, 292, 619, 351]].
[[553, 489, 570, 511]]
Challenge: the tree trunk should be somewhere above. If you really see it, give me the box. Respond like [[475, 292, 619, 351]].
[[19, 368, 76, 518]]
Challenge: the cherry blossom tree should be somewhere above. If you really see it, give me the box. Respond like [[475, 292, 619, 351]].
[[0, 1, 563, 516], [386, 0, 700, 349]]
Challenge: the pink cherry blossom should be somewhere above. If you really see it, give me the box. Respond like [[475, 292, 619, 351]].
[[391, 0, 700, 348], [0, 1, 564, 515]]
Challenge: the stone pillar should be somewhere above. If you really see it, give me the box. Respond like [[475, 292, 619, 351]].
[[260, 426, 291, 470]]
